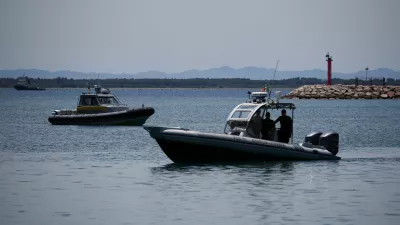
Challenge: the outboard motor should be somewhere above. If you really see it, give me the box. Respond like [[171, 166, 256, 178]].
[[304, 131, 323, 145], [319, 132, 339, 155]]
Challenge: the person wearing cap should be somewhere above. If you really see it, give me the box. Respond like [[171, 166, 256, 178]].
[[275, 109, 292, 143], [261, 112, 275, 140]]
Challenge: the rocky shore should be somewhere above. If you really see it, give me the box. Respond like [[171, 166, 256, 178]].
[[283, 85, 400, 99]]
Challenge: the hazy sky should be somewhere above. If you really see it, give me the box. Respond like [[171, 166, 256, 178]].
[[0, 0, 399, 73]]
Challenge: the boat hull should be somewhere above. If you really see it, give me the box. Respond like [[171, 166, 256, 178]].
[[144, 126, 341, 163], [48, 107, 154, 126], [14, 85, 45, 90]]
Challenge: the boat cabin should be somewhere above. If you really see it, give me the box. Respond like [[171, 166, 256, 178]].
[[78, 94, 121, 106], [224, 99, 296, 143], [16, 76, 30, 86], [76, 85, 128, 114], [246, 91, 269, 104]]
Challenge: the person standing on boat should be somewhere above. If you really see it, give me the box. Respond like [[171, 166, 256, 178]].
[[275, 109, 292, 143], [249, 110, 263, 138], [261, 112, 275, 140]]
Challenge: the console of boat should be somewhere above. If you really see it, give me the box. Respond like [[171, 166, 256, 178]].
[[144, 91, 340, 163], [48, 85, 154, 125], [246, 91, 269, 104]]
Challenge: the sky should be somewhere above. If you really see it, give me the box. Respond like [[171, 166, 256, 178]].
[[0, 0, 399, 74]]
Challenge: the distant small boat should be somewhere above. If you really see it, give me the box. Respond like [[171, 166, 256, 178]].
[[48, 84, 154, 126], [14, 74, 45, 90]]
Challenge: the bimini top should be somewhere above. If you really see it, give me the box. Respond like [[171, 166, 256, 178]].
[[227, 100, 296, 122]]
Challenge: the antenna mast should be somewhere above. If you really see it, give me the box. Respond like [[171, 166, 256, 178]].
[[268, 60, 280, 98]]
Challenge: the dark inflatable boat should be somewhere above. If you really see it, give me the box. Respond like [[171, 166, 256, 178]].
[[144, 91, 340, 163]]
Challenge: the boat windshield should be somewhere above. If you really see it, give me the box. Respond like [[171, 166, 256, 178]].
[[246, 106, 266, 138], [231, 111, 251, 119], [224, 104, 258, 134], [79, 96, 100, 106], [98, 96, 120, 105], [228, 104, 257, 120]]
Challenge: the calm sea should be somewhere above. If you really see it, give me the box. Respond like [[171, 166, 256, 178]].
[[1, 88, 400, 225]]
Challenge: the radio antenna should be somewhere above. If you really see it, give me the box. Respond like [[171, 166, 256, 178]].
[[268, 60, 280, 97]]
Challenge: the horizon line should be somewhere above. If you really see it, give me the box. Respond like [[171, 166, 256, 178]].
[[0, 66, 398, 75]]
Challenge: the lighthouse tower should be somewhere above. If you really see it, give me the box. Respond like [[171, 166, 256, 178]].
[[326, 53, 333, 85]]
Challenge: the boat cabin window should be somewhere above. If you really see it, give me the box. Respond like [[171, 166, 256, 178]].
[[230, 105, 257, 119], [231, 111, 251, 119], [225, 106, 255, 134], [79, 96, 99, 106], [98, 97, 120, 105]]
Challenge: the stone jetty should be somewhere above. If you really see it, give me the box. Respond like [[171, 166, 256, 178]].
[[283, 85, 400, 99]]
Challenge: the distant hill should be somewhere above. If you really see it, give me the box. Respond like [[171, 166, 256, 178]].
[[0, 67, 399, 80]]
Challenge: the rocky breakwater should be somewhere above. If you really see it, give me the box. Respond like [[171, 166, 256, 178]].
[[283, 85, 400, 99]]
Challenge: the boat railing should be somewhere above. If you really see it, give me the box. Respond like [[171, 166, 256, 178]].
[[99, 103, 128, 107], [52, 109, 77, 115]]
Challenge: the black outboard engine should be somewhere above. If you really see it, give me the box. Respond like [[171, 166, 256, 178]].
[[304, 131, 323, 145], [319, 132, 339, 155]]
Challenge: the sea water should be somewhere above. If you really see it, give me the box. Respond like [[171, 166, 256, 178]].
[[1, 88, 400, 225]]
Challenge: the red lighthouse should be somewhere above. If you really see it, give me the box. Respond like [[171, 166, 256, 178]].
[[326, 52, 333, 85]]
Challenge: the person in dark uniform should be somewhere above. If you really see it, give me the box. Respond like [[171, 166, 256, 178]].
[[261, 112, 275, 140], [249, 110, 263, 138], [274, 109, 292, 143]]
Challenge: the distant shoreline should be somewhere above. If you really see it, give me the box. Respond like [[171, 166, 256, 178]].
[[2, 77, 399, 89], [1, 87, 294, 91]]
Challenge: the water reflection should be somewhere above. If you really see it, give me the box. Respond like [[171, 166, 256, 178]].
[[150, 161, 295, 174], [150, 161, 298, 191]]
